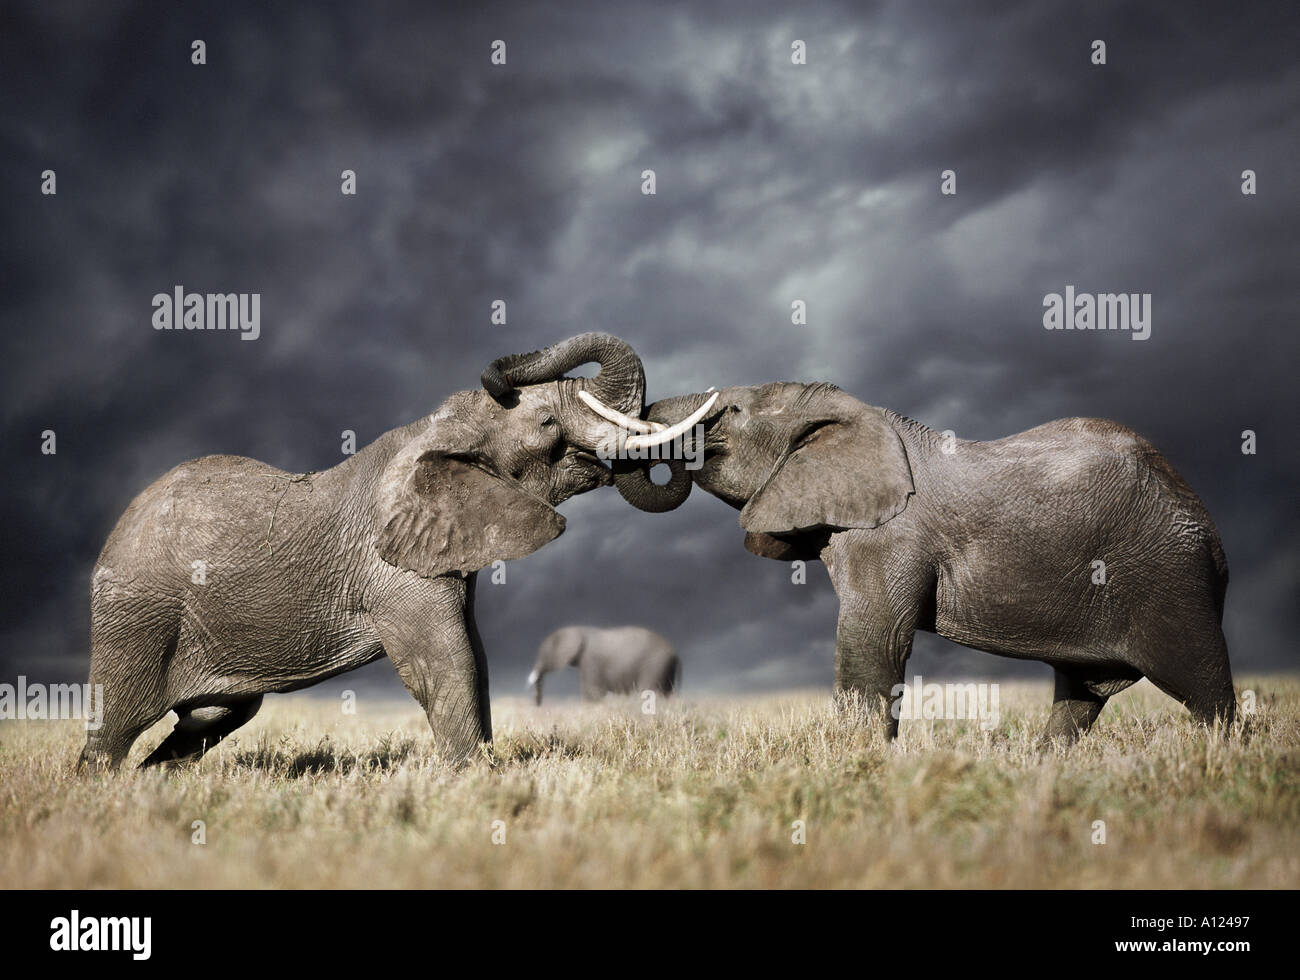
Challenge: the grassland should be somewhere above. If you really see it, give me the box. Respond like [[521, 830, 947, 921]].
[[1, 677, 1297, 888]]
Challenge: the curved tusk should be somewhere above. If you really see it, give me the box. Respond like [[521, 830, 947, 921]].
[[577, 390, 665, 434], [574, 389, 665, 431], [527, 669, 539, 688], [625, 391, 720, 451]]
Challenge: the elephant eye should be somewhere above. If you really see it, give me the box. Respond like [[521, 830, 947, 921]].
[[539, 413, 556, 427]]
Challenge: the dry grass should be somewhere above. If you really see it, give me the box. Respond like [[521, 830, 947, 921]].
[[1, 677, 1297, 888]]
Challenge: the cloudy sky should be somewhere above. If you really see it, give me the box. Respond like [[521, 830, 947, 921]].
[[2, 0, 1296, 702]]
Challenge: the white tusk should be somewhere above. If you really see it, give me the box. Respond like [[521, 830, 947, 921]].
[[527, 669, 539, 688], [625, 391, 720, 450], [577, 390, 665, 433]]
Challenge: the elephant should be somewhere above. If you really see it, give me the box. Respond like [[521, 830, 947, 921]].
[[607, 381, 1236, 744], [80, 333, 712, 769], [527, 626, 680, 705]]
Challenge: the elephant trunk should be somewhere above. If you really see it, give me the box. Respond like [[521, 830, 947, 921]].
[[612, 393, 715, 513], [612, 458, 693, 512], [482, 333, 646, 418]]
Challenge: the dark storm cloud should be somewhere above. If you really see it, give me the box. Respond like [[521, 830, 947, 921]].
[[2, 0, 1296, 697]]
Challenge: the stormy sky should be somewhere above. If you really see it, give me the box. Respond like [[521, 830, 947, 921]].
[[2, 0, 1296, 702]]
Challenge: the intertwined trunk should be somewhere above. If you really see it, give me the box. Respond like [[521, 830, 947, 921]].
[[611, 392, 710, 513]]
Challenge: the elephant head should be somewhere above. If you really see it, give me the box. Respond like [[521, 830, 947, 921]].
[[525, 627, 584, 706], [375, 333, 718, 578], [375, 333, 647, 578], [612, 382, 914, 555]]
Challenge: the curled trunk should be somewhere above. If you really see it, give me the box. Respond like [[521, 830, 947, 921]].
[[612, 458, 693, 512], [481, 333, 646, 417], [610, 392, 715, 513]]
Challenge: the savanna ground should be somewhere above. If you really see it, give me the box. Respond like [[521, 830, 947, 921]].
[[2, 677, 1297, 888]]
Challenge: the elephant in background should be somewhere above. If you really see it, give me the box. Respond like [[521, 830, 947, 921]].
[[82, 333, 710, 770], [612, 382, 1235, 744], [528, 626, 680, 705]]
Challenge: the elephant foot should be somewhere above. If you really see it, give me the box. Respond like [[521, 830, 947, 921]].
[[832, 685, 901, 740]]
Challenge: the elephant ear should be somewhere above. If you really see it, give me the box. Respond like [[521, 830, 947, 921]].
[[739, 406, 914, 534], [375, 423, 565, 578]]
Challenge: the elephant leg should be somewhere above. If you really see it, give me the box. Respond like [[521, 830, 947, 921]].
[[79, 626, 178, 771], [140, 697, 263, 768], [80, 683, 161, 770], [833, 599, 915, 739], [373, 574, 491, 765], [80, 710, 161, 772], [461, 578, 493, 741], [823, 538, 930, 739], [1142, 623, 1236, 730], [1040, 667, 1139, 747], [579, 667, 605, 702], [661, 658, 681, 697], [635, 669, 667, 699]]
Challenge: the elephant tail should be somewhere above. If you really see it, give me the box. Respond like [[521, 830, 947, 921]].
[[668, 657, 682, 696]]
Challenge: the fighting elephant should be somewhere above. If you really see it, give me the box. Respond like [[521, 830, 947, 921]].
[[527, 626, 680, 705], [81, 333, 711, 769], [605, 381, 1235, 744]]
